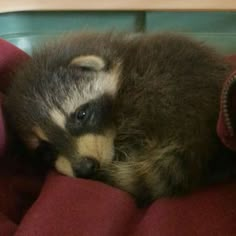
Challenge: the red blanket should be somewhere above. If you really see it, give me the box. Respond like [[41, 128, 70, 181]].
[[0, 38, 236, 236]]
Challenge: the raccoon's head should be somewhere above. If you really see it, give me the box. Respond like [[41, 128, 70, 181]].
[[5, 53, 121, 178]]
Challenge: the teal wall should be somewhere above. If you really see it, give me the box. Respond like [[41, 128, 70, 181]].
[[147, 12, 236, 54], [0, 11, 236, 54]]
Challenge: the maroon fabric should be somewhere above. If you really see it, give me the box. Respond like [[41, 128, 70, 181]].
[[217, 55, 236, 151], [0, 38, 236, 236], [0, 39, 29, 93]]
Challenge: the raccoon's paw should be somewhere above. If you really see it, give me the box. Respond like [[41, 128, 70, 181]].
[[93, 162, 154, 207]]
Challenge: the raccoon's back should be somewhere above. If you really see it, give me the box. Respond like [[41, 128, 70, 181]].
[[115, 33, 230, 147]]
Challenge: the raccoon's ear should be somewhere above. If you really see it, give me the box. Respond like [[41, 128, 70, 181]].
[[69, 55, 105, 71]]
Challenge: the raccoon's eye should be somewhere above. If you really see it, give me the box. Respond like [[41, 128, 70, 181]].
[[75, 105, 90, 123], [76, 109, 87, 121]]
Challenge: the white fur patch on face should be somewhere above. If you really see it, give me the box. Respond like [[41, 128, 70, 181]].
[[75, 131, 115, 165], [92, 65, 120, 98], [49, 109, 66, 130], [70, 55, 105, 71], [55, 156, 74, 177], [62, 63, 121, 115], [33, 126, 49, 142]]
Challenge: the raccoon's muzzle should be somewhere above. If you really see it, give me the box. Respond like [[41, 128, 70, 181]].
[[73, 157, 100, 178]]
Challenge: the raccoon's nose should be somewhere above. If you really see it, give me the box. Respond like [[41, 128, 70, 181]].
[[74, 157, 99, 178]]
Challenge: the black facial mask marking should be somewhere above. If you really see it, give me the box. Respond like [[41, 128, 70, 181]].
[[34, 141, 58, 167], [66, 95, 113, 136]]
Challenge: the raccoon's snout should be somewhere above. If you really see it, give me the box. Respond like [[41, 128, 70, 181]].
[[73, 157, 100, 178]]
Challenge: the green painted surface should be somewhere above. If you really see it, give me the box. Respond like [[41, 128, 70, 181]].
[[0, 11, 236, 54], [146, 12, 236, 54], [0, 11, 140, 53]]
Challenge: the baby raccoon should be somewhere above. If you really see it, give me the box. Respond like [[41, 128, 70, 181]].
[[4, 32, 235, 206]]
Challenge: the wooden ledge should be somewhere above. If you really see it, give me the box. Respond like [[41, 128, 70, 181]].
[[1, 0, 236, 13]]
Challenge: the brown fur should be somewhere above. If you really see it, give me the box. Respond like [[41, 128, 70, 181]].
[[4, 32, 235, 206]]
